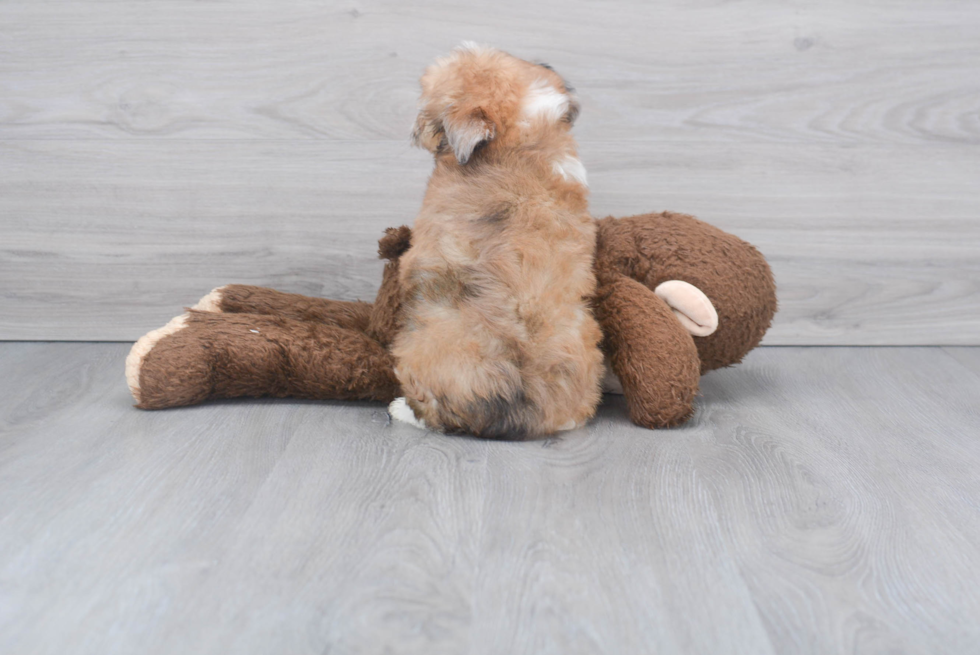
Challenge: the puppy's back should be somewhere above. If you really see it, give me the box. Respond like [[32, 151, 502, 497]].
[[392, 44, 603, 438], [393, 198, 603, 439]]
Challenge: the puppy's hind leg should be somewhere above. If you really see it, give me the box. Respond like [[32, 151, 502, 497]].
[[388, 398, 427, 429]]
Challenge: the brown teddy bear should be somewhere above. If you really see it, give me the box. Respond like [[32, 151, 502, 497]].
[[125, 211, 776, 430]]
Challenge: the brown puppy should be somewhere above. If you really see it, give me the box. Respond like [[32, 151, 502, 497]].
[[388, 44, 603, 439]]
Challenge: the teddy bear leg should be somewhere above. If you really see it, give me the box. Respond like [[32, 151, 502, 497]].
[[594, 273, 702, 428], [127, 310, 399, 410], [190, 284, 374, 332]]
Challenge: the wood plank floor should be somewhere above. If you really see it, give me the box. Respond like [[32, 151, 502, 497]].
[[2, 343, 979, 654], [3, 0, 979, 344]]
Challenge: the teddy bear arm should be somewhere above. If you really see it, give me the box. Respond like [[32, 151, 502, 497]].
[[594, 273, 702, 428], [194, 284, 374, 332]]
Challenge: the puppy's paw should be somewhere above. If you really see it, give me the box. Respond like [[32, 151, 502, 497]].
[[388, 397, 427, 429], [191, 285, 228, 312], [654, 280, 718, 337], [125, 313, 190, 405]]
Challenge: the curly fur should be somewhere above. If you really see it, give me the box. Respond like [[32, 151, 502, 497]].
[[392, 45, 603, 438]]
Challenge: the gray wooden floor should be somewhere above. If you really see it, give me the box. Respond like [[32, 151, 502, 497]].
[[2, 343, 979, 654]]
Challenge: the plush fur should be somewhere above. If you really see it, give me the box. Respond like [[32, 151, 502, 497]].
[[129, 227, 410, 410], [394, 45, 603, 438], [593, 212, 776, 373], [126, 211, 777, 433]]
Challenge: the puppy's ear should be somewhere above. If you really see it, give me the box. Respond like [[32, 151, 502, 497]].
[[411, 106, 495, 164], [442, 107, 495, 165], [411, 111, 444, 154], [564, 97, 580, 126]]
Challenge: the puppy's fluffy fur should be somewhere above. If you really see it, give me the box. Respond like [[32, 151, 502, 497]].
[[390, 44, 603, 439]]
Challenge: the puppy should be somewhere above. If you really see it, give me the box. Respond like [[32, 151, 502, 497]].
[[388, 43, 603, 439]]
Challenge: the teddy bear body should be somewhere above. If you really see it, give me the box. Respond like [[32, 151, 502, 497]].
[[126, 212, 776, 431]]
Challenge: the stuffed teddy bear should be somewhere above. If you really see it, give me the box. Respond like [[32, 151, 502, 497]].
[[125, 211, 776, 429]]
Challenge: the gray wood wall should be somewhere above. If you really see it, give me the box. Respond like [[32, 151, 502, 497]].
[[2, 1, 978, 344]]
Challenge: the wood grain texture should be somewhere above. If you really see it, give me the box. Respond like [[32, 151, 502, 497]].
[[2, 140, 977, 343], [2, 343, 980, 654], [1, 1, 978, 145], [1, 0, 979, 343]]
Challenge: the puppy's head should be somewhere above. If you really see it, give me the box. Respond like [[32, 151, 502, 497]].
[[412, 43, 579, 165]]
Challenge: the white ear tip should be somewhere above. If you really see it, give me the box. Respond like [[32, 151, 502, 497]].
[[654, 280, 719, 337]]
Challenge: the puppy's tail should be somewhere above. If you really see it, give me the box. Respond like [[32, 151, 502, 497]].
[[463, 387, 538, 441], [421, 386, 538, 441]]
